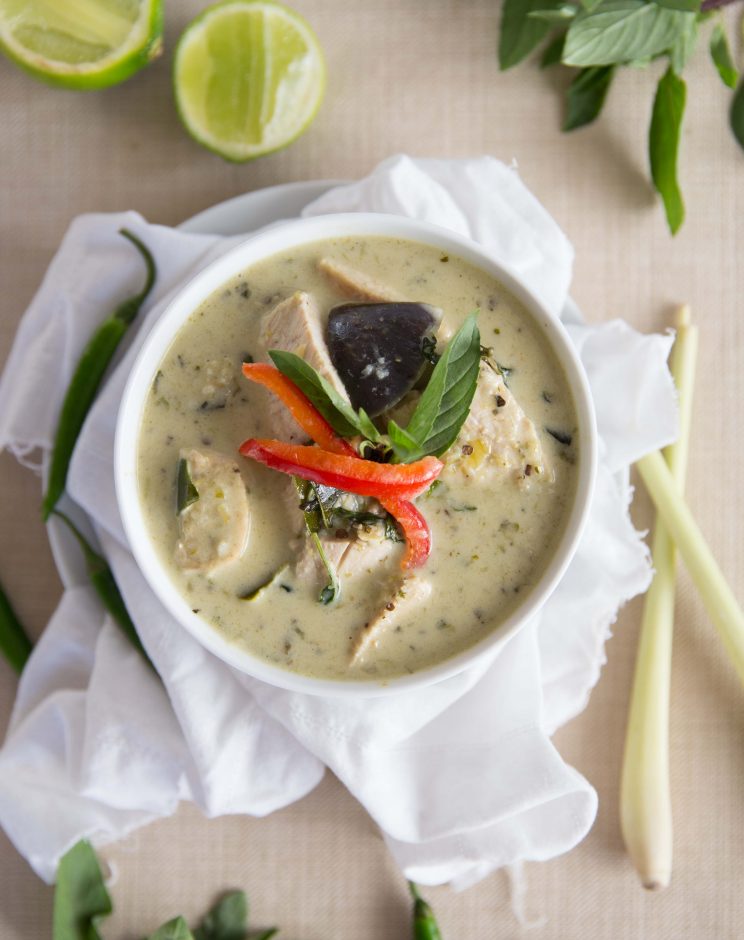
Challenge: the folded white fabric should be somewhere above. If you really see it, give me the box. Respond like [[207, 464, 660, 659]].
[[0, 155, 678, 885]]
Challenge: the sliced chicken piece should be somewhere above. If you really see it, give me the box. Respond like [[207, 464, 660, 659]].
[[259, 291, 348, 443], [442, 360, 553, 488], [318, 257, 407, 303], [339, 525, 397, 577], [175, 448, 250, 573], [294, 533, 351, 584], [350, 575, 433, 665]]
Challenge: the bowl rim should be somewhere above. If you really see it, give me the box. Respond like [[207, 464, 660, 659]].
[[115, 212, 598, 698]]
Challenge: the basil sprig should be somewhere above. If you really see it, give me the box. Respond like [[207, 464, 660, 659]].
[[499, 0, 744, 234], [268, 349, 381, 442], [391, 313, 481, 461], [270, 314, 482, 463]]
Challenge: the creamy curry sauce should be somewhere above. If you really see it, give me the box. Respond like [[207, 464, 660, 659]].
[[137, 236, 578, 681]]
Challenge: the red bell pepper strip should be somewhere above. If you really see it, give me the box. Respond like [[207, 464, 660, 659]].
[[240, 365, 435, 567], [242, 363, 355, 457], [239, 439, 442, 500], [378, 496, 431, 569]]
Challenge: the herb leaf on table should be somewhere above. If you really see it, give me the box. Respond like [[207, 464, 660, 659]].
[[499, 0, 567, 68], [710, 20, 739, 87], [649, 66, 687, 234], [564, 65, 616, 129], [148, 918, 195, 940], [669, 13, 699, 73], [562, 2, 694, 66], [730, 77, 744, 148], [193, 890, 251, 940], [53, 840, 112, 940], [498, 0, 744, 233]]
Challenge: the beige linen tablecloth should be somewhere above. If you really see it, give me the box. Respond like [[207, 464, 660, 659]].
[[1, 2, 742, 936]]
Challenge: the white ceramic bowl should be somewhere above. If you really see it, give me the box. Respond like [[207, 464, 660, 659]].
[[115, 213, 597, 697]]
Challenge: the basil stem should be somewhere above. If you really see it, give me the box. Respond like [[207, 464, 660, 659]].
[[312, 533, 340, 605], [499, 0, 563, 69], [42, 229, 156, 520], [0, 578, 33, 675]]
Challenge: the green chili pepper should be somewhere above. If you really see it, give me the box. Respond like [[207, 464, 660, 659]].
[[0, 578, 33, 674], [53, 511, 154, 672], [409, 881, 443, 940], [42, 229, 156, 521]]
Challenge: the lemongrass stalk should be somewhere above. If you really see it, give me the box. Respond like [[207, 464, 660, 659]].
[[620, 305, 697, 890], [636, 451, 744, 683]]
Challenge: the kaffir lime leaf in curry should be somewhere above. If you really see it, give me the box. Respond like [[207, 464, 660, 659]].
[[0, 0, 163, 90], [326, 302, 442, 417], [173, 0, 326, 162]]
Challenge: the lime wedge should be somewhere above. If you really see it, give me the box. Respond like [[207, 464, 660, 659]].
[[0, 0, 162, 90], [174, 0, 326, 162]]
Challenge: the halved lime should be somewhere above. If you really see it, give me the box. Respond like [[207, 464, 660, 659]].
[[174, 0, 326, 162], [0, 0, 163, 90]]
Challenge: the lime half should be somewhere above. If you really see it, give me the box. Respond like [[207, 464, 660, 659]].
[[174, 0, 326, 162], [0, 0, 163, 90]]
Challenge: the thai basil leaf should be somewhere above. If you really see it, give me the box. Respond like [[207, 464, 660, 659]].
[[649, 66, 687, 234], [710, 22, 738, 89], [563, 2, 694, 66], [193, 891, 250, 940], [564, 66, 615, 131], [148, 918, 195, 940], [269, 349, 381, 442], [177, 458, 199, 513], [669, 14, 698, 74], [499, 0, 565, 69], [53, 840, 112, 940], [730, 78, 744, 152], [387, 418, 425, 463], [653, 0, 700, 10], [540, 33, 566, 67], [405, 314, 481, 458]]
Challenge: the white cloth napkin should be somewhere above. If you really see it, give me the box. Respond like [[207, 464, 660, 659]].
[[0, 155, 678, 886]]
